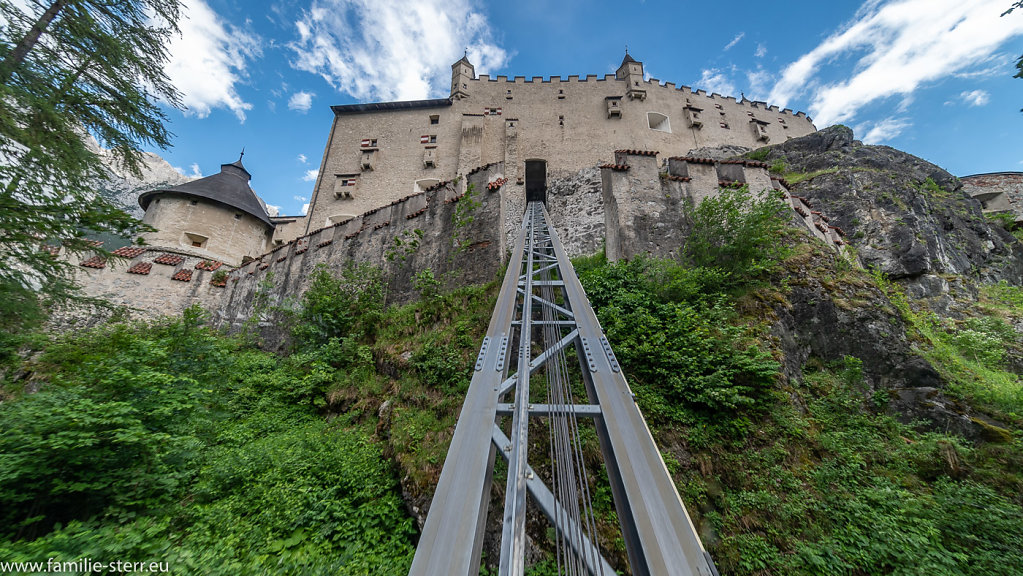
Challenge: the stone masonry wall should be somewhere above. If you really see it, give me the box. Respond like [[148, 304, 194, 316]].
[[213, 163, 507, 334], [961, 172, 1023, 224], [70, 164, 508, 334], [140, 194, 272, 266], [602, 150, 849, 261], [307, 61, 816, 235]]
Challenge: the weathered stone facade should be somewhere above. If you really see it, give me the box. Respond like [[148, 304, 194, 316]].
[[137, 157, 278, 266], [304, 53, 816, 233], [69, 164, 508, 333], [960, 172, 1023, 224], [600, 150, 847, 262], [140, 195, 271, 266], [68, 55, 833, 328]]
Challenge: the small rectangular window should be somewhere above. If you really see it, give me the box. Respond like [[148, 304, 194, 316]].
[[360, 138, 378, 147], [420, 134, 437, 144], [429, 115, 439, 125]]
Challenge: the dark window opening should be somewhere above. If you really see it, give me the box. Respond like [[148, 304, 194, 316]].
[[430, 115, 439, 124], [525, 159, 547, 205]]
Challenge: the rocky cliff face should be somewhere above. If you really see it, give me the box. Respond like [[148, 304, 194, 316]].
[[738, 126, 1023, 438], [90, 140, 192, 219], [753, 126, 1023, 305]]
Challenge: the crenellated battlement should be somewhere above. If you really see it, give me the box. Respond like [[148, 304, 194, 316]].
[[468, 72, 811, 120], [603, 150, 852, 260]]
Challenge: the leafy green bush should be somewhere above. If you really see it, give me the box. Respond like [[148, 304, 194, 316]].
[[292, 263, 384, 351], [680, 185, 793, 292], [745, 147, 771, 161], [578, 257, 778, 417], [0, 312, 415, 573]]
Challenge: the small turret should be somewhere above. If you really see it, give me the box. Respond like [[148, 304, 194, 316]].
[[451, 52, 475, 100], [615, 51, 646, 101]]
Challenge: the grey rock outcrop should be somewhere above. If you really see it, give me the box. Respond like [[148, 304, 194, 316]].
[[752, 126, 1023, 295], [89, 138, 193, 219]]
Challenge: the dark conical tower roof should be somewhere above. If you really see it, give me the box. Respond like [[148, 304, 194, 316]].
[[138, 152, 273, 228]]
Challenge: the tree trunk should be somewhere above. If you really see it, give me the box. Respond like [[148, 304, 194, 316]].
[[0, 0, 69, 85]]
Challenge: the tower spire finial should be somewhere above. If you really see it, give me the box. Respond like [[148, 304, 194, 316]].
[[239, 147, 245, 162], [625, 44, 628, 55]]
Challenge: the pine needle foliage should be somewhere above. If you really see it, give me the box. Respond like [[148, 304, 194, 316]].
[[0, 0, 183, 319]]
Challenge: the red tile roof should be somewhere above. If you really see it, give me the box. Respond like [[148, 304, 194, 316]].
[[112, 246, 147, 258], [154, 253, 185, 266], [127, 261, 152, 275], [80, 256, 107, 269]]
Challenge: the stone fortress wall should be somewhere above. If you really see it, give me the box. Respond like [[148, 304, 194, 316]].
[[140, 194, 272, 266], [69, 164, 508, 329], [960, 172, 1023, 224], [304, 53, 816, 234], [67, 53, 835, 329], [68, 150, 852, 333], [599, 150, 849, 262]]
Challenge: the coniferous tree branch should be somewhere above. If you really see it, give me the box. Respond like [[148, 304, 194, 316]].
[[0, 0, 183, 326]]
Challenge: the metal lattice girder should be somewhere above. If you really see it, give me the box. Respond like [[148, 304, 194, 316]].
[[490, 425, 615, 576], [547, 217, 718, 576], [409, 202, 717, 576]]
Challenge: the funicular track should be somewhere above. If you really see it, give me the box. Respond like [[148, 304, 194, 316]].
[[408, 202, 718, 576]]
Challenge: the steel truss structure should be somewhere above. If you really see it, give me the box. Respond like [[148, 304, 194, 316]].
[[409, 202, 717, 576]]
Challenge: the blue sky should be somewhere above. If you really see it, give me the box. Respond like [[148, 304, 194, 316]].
[[144, 0, 1023, 216]]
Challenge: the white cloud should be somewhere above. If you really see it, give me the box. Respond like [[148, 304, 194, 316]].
[[265, 204, 281, 217], [746, 69, 772, 100], [297, 154, 308, 164], [769, 0, 1023, 126], [173, 163, 204, 178], [302, 169, 319, 182], [696, 68, 736, 96], [301, 203, 309, 215], [960, 89, 990, 106], [859, 117, 910, 144], [293, 195, 308, 202], [289, 0, 509, 102], [754, 43, 767, 58], [724, 32, 745, 51], [288, 90, 315, 112], [165, 0, 261, 122]]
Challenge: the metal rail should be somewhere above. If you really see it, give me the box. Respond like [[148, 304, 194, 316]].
[[408, 202, 718, 576]]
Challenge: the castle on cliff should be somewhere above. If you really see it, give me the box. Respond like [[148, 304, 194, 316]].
[[60, 52, 1019, 325]]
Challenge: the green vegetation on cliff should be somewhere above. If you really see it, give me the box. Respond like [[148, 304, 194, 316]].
[[0, 309, 414, 574], [1, 187, 1021, 575]]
